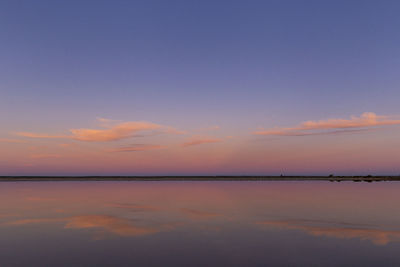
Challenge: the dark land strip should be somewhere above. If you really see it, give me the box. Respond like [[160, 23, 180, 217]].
[[0, 176, 399, 182]]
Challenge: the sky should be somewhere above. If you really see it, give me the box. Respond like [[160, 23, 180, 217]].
[[1, 0, 400, 175]]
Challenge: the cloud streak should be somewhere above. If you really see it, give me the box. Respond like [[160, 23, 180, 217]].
[[254, 112, 400, 136], [182, 138, 223, 147], [71, 121, 161, 141], [30, 154, 62, 159], [16, 133, 68, 139], [108, 144, 166, 152], [16, 118, 182, 142], [0, 138, 27, 143]]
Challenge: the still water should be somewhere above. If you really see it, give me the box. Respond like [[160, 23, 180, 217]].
[[1, 181, 400, 266]]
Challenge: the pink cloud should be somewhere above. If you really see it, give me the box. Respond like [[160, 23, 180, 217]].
[[96, 117, 121, 127], [70, 121, 161, 141], [16, 119, 183, 142], [199, 125, 220, 131], [59, 143, 73, 148], [109, 144, 166, 152], [182, 137, 222, 147], [254, 112, 400, 136], [16, 133, 68, 139], [163, 126, 187, 135], [30, 154, 62, 159], [0, 138, 27, 143]]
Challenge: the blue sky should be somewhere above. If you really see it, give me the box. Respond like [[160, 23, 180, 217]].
[[1, 1, 400, 175]]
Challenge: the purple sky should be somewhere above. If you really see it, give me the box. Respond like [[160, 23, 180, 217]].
[[1, 0, 400, 175]]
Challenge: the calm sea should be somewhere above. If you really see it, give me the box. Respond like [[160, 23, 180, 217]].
[[1, 181, 400, 266]]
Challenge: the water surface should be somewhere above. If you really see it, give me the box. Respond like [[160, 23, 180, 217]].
[[1, 181, 400, 266]]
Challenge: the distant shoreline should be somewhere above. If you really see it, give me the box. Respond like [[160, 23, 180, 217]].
[[0, 176, 399, 182]]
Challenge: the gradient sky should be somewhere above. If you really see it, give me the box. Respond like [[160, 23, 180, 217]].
[[1, 0, 400, 175]]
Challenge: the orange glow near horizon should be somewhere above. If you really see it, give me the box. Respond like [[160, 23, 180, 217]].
[[1, 113, 400, 175]]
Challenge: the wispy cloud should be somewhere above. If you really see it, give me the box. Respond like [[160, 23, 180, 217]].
[[30, 154, 62, 159], [59, 143, 73, 148], [16, 118, 183, 142], [0, 138, 27, 143], [198, 125, 220, 131], [0, 213, 18, 219], [96, 117, 122, 127], [254, 112, 400, 136], [108, 144, 166, 152], [70, 121, 161, 141], [182, 137, 223, 147], [163, 126, 187, 135], [207, 125, 220, 130], [16, 133, 68, 139]]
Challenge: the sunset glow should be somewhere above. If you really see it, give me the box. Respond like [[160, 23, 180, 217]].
[[1, 1, 399, 176]]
